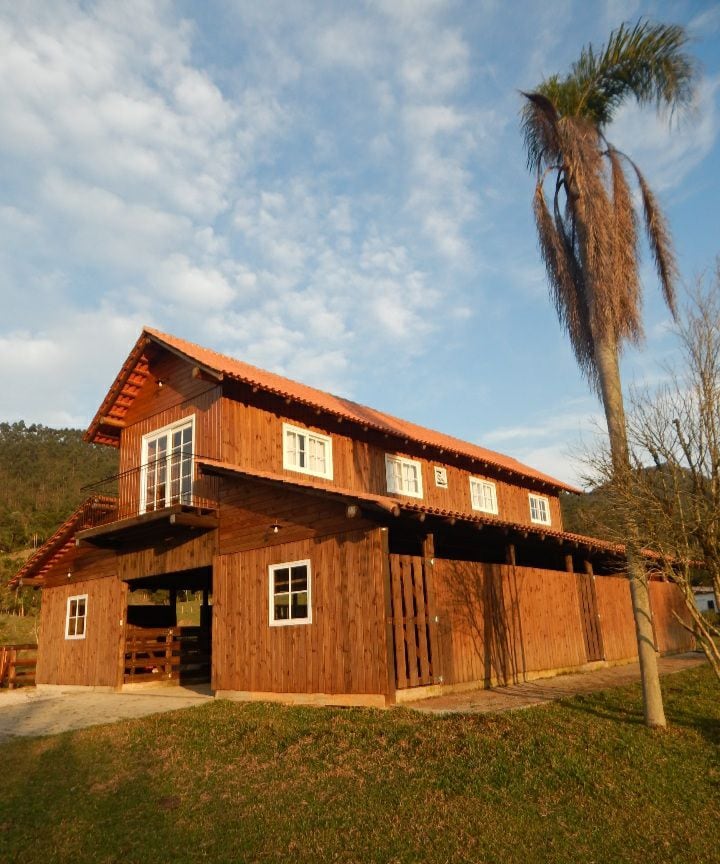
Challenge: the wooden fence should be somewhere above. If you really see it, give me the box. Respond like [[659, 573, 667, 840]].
[[123, 626, 210, 684], [0, 644, 38, 688], [388, 555, 695, 691]]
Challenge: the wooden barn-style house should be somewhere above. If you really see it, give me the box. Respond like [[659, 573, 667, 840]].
[[14, 328, 692, 706]]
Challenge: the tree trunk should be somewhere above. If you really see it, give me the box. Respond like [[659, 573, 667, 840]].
[[594, 338, 667, 728]]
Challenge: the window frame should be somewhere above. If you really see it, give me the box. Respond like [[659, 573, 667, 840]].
[[433, 466, 448, 489], [282, 422, 334, 481], [529, 493, 551, 526], [268, 559, 313, 627], [469, 477, 498, 515], [65, 593, 88, 641], [139, 414, 196, 514], [385, 454, 424, 499]]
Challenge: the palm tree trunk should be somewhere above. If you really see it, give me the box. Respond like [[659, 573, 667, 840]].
[[594, 337, 667, 728]]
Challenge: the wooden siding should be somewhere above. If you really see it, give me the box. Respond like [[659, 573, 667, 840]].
[[41, 544, 118, 589], [430, 560, 589, 686], [117, 530, 218, 581], [221, 395, 563, 530], [595, 576, 637, 662], [649, 580, 695, 653], [212, 528, 389, 695], [35, 576, 127, 687], [218, 477, 375, 556]]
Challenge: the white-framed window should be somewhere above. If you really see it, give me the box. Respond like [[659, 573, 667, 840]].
[[65, 594, 88, 640], [529, 493, 551, 525], [140, 416, 195, 514], [269, 560, 312, 626], [282, 423, 333, 480], [385, 454, 423, 498], [434, 466, 448, 489], [470, 477, 498, 514]]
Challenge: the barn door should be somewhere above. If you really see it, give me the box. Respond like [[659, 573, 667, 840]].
[[577, 569, 604, 662], [388, 555, 441, 689]]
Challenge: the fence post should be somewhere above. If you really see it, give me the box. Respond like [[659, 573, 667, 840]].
[[8, 648, 17, 689]]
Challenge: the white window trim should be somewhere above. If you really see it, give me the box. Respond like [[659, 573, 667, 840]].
[[385, 454, 424, 499], [282, 422, 334, 481], [268, 559, 313, 627], [139, 414, 196, 514], [65, 593, 88, 640], [529, 493, 552, 525], [469, 477, 498, 515]]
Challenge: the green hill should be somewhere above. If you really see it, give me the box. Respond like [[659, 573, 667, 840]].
[[0, 422, 118, 619]]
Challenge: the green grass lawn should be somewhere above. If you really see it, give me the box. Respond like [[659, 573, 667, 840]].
[[1, 666, 718, 864]]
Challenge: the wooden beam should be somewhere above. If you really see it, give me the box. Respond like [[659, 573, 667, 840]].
[[191, 365, 223, 384], [99, 415, 126, 429], [412, 512, 427, 523], [169, 513, 219, 529]]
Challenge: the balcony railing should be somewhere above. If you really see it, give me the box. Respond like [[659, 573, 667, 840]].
[[80, 455, 219, 530]]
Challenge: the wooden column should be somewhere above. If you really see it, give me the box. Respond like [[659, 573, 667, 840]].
[[379, 527, 397, 703], [506, 543, 516, 566], [565, 553, 574, 573]]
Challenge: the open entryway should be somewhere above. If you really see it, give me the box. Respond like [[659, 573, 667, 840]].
[[122, 566, 212, 687]]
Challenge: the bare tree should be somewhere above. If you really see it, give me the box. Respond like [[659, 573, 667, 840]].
[[581, 272, 720, 680]]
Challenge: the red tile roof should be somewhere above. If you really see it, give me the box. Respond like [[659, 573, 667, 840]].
[[86, 326, 581, 493]]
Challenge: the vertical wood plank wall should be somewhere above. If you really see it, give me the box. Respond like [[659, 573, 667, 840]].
[[221, 396, 563, 530], [594, 576, 638, 662], [35, 576, 127, 687], [429, 560, 588, 686], [649, 580, 695, 653], [212, 528, 389, 695]]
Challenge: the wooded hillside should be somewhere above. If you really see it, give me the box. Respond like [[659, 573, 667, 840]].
[[0, 422, 117, 553]]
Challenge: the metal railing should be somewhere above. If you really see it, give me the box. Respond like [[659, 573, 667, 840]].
[[80, 455, 218, 528]]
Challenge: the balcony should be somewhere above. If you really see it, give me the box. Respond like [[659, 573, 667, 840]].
[[76, 455, 219, 549]]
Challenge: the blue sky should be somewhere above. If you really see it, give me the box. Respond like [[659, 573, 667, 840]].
[[1, 0, 718, 485]]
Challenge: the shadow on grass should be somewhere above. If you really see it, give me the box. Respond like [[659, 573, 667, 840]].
[[561, 684, 720, 747]]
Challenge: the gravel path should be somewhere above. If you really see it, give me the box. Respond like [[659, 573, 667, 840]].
[[0, 654, 707, 739], [0, 685, 212, 743]]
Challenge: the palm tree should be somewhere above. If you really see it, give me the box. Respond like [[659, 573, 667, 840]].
[[521, 20, 697, 728]]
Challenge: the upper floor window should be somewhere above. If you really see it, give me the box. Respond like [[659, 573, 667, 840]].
[[529, 493, 551, 525], [65, 594, 88, 640], [385, 454, 423, 498], [141, 416, 195, 513], [470, 477, 498, 514], [269, 560, 312, 626], [282, 423, 333, 480]]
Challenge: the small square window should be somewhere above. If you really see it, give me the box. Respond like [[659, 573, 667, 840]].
[[385, 454, 423, 498], [65, 594, 88, 640], [529, 494, 551, 525], [434, 466, 448, 489], [269, 560, 312, 626], [470, 478, 498, 514]]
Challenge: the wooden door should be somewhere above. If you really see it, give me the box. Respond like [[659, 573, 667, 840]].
[[388, 554, 442, 689]]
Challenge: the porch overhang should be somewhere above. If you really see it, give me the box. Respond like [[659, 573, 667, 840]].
[[75, 503, 218, 549]]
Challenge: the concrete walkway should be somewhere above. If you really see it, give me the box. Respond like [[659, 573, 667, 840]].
[[0, 684, 212, 744], [405, 652, 706, 714]]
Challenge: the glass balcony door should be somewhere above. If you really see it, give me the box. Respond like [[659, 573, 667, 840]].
[[141, 419, 194, 513]]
